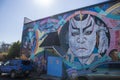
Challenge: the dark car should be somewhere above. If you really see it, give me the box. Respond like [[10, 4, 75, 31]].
[[0, 59, 33, 78], [77, 61, 120, 80]]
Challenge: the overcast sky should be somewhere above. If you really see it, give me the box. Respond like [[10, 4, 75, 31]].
[[0, 0, 108, 44]]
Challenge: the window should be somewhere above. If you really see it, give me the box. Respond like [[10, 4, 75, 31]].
[[22, 60, 30, 65], [4, 61, 10, 66]]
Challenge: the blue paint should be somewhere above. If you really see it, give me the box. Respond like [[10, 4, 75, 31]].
[[106, 14, 120, 20], [34, 22, 39, 30], [47, 56, 62, 77], [86, 7, 96, 12], [95, 7, 120, 20], [93, 47, 98, 54], [30, 53, 35, 60], [58, 18, 66, 27], [102, 4, 109, 11]]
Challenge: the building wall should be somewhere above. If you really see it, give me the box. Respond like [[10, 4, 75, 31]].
[[21, 0, 120, 77]]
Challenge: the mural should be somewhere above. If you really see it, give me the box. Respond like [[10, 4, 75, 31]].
[[21, 0, 120, 78], [63, 12, 110, 73]]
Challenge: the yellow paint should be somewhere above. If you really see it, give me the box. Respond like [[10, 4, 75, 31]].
[[80, 13, 83, 20], [106, 2, 120, 13]]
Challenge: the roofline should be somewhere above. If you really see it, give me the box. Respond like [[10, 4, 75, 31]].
[[24, 0, 115, 25]]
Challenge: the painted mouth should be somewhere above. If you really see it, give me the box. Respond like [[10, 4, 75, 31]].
[[80, 48, 87, 50], [76, 47, 88, 50]]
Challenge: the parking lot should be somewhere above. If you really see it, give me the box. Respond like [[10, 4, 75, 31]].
[[0, 73, 43, 80], [0, 75, 31, 80]]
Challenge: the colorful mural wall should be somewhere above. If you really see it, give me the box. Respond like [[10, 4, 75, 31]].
[[21, 0, 120, 78]]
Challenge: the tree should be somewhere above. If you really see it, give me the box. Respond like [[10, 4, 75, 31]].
[[8, 41, 21, 59]]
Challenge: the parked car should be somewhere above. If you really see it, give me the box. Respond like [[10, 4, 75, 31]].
[[0, 59, 33, 78], [77, 61, 120, 80]]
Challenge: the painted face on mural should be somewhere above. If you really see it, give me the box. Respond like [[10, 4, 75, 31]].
[[69, 14, 99, 58]]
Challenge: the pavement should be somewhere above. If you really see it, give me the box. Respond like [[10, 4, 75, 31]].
[[29, 72, 62, 80]]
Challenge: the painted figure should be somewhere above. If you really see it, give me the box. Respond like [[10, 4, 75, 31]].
[[62, 12, 111, 78], [67, 13, 110, 66]]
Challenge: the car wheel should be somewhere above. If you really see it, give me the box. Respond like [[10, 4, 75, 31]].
[[24, 71, 30, 77], [0, 69, 2, 76], [10, 71, 16, 78], [0, 72, 1, 76], [24, 73, 29, 77]]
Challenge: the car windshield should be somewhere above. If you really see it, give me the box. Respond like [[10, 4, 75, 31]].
[[4, 61, 10, 66]]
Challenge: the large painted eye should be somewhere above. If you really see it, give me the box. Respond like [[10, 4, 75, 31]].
[[84, 31, 92, 35], [70, 21, 80, 36], [74, 14, 80, 21], [71, 31, 80, 36]]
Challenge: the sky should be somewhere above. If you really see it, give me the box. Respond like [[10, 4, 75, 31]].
[[0, 0, 108, 44]]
